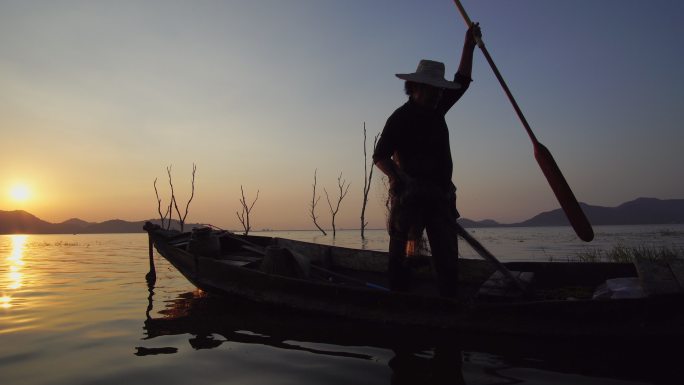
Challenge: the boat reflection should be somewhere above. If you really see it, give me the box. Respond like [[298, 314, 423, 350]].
[[139, 282, 679, 384], [139, 288, 466, 383]]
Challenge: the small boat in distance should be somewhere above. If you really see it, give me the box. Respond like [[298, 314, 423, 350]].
[[143, 222, 684, 348]]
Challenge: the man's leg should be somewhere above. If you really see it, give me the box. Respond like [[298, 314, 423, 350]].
[[387, 198, 414, 291], [425, 208, 460, 297], [388, 235, 411, 291]]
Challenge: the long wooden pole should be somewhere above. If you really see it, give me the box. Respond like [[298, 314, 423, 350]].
[[452, 0, 594, 242], [455, 223, 527, 292]]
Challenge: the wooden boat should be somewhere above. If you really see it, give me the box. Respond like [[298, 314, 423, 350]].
[[143, 222, 684, 347]]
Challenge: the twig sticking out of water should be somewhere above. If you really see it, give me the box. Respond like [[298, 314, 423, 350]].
[[309, 169, 327, 236], [324, 172, 350, 238], [236, 185, 259, 235]]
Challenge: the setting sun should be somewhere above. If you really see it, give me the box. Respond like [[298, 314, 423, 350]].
[[9, 184, 31, 202]]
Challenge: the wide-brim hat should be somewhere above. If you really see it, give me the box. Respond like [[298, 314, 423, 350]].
[[395, 59, 461, 90]]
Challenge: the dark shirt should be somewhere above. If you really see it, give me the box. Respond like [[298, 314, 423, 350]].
[[373, 73, 471, 192]]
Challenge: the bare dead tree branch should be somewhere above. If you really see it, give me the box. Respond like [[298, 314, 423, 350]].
[[157, 164, 197, 231], [165, 166, 175, 230], [360, 123, 380, 239], [153, 177, 171, 229], [324, 172, 350, 238], [309, 169, 327, 236], [170, 163, 196, 232], [236, 185, 259, 235]]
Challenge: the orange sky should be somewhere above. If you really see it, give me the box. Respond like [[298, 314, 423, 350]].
[[1, 1, 683, 230]]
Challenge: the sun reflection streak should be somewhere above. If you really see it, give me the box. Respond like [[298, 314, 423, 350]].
[[2, 235, 28, 308], [1, 295, 11, 309]]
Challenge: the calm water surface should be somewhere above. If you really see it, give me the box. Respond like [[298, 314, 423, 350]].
[[268, 225, 684, 262], [1, 226, 682, 384]]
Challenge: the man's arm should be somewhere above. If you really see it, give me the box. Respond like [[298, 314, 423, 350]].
[[456, 23, 480, 81], [439, 23, 481, 114], [374, 158, 404, 185], [373, 114, 411, 188]]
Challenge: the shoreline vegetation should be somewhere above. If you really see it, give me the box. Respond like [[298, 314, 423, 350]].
[[575, 244, 684, 263]]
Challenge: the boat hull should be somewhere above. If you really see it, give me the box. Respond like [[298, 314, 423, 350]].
[[146, 225, 684, 345]]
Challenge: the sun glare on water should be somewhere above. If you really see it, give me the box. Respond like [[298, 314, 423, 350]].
[[9, 184, 31, 202]]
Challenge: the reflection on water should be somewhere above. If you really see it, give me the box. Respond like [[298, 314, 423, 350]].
[[1, 235, 28, 309], [0, 294, 11, 309], [140, 289, 466, 384], [8, 235, 26, 289], [137, 283, 674, 384]]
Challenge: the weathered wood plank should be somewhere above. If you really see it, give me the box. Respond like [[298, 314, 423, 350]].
[[218, 260, 253, 267], [220, 254, 261, 263], [519, 271, 535, 283], [634, 259, 680, 296], [477, 270, 534, 298]]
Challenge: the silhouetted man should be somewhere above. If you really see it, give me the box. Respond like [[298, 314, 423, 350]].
[[373, 24, 480, 297]]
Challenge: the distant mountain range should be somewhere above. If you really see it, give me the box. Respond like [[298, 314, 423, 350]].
[[1, 197, 683, 234], [460, 197, 684, 228], [0, 211, 202, 234]]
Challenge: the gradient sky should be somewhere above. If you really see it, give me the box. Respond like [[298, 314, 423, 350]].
[[1, 0, 682, 230]]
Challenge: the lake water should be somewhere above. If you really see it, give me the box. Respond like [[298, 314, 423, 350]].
[[1, 225, 682, 385], [267, 225, 684, 262]]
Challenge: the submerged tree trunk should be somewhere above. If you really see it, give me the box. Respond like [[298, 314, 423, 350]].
[[360, 123, 380, 239], [236, 185, 259, 235], [324, 172, 350, 238], [169, 163, 196, 232], [153, 164, 196, 231], [309, 169, 327, 236]]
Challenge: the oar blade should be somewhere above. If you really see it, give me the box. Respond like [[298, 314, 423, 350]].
[[534, 142, 594, 242]]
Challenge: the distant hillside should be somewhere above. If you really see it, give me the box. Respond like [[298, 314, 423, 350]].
[[1, 197, 683, 234], [0, 210, 54, 234], [516, 198, 684, 227], [0, 210, 200, 234], [60, 218, 91, 229], [458, 218, 502, 228]]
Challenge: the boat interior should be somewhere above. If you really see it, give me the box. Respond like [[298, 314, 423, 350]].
[[157, 227, 666, 303]]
